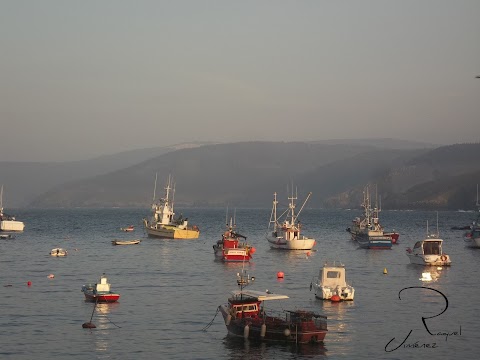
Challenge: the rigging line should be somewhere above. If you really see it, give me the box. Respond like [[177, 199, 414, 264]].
[[201, 307, 220, 332]]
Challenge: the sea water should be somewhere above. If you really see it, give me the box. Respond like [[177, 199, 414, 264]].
[[0, 208, 478, 360]]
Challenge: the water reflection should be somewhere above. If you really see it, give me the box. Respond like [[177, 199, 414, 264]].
[[406, 264, 447, 283], [222, 336, 327, 359]]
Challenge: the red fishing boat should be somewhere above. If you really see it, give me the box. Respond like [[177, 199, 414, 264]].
[[213, 217, 255, 262], [218, 271, 327, 343], [81, 274, 120, 303]]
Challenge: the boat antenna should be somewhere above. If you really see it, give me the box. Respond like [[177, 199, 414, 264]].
[[0, 184, 3, 211], [233, 208, 236, 228], [436, 211, 439, 237]]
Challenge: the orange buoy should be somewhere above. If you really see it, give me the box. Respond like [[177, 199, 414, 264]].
[[306, 251, 311, 256], [277, 271, 284, 279], [249, 247, 256, 255], [331, 295, 341, 302], [47, 274, 55, 279], [27, 281, 32, 286]]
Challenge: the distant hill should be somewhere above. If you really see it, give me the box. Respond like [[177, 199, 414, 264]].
[[0, 142, 209, 207], [4, 139, 478, 210]]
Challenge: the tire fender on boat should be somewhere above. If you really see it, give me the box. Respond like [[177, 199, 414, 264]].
[[441, 255, 447, 262], [225, 314, 232, 326]]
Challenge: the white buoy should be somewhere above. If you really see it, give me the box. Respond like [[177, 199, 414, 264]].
[[244, 324, 250, 339], [260, 323, 266, 338], [284, 328, 291, 337], [225, 314, 232, 326]]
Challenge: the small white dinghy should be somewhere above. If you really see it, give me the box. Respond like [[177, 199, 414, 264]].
[[111, 239, 141, 245], [311, 261, 355, 301], [50, 248, 68, 256]]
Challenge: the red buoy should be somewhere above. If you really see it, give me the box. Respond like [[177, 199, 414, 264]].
[[277, 271, 284, 279], [27, 281, 32, 286], [331, 295, 341, 302]]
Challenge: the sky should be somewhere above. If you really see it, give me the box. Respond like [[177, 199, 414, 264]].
[[1, 0, 479, 162]]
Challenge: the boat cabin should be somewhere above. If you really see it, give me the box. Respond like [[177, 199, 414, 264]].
[[413, 239, 443, 255], [320, 266, 347, 289], [96, 275, 111, 293], [227, 290, 289, 319]]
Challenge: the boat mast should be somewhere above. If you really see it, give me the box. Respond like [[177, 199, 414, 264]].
[[288, 185, 297, 224], [272, 192, 278, 231], [0, 185, 3, 211], [152, 173, 158, 202]]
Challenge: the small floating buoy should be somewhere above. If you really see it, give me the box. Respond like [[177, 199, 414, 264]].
[[331, 295, 341, 302], [47, 274, 55, 279], [27, 281, 32, 286], [82, 322, 96, 329], [277, 271, 284, 279], [306, 251, 311, 256], [383, 268, 388, 275]]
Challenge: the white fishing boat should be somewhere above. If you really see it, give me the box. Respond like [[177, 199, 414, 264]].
[[0, 185, 25, 232], [265, 189, 316, 250], [310, 261, 355, 301], [143, 174, 200, 239], [406, 215, 451, 266], [50, 248, 68, 257], [464, 184, 480, 248]]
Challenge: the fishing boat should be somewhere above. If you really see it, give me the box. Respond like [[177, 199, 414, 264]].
[[346, 185, 392, 249], [50, 248, 68, 256], [406, 216, 452, 266], [310, 262, 355, 301], [0, 185, 25, 232], [464, 184, 480, 248], [213, 215, 255, 262], [218, 270, 328, 343], [81, 274, 120, 303], [265, 189, 316, 250], [112, 239, 141, 245], [143, 174, 200, 239], [120, 225, 135, 232]]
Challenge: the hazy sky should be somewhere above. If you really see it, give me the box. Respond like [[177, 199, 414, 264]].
[[1, 1, 479, 162]]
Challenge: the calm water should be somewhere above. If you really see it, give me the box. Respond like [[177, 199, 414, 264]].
[[1, 208, 479, 360]]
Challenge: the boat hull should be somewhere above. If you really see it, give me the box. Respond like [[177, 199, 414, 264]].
[[214, 247, 252, 262], [313, 284, 355, 301], [407, 254, 452, 266], [353, 233, 392, 249], [0, 220, 24, 232], [112, 240, 141, 245], [385, 232, 399, 244], [83, 291, 120, 303], [266, 235, 316, 250], [145, 225, 199, 239], [219, 306, 327, 344]]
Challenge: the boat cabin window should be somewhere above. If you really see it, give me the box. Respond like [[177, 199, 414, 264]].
[[327, 271, 340, 279], [413, 241, 422, 249], [423, 241, 441, 255], [233, 304, 258, 313]]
